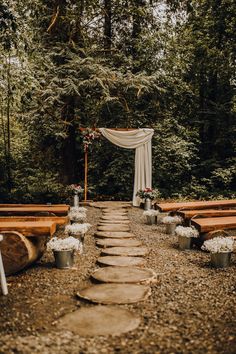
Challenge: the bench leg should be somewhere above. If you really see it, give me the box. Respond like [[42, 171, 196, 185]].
[[0, 250, 8, 295]]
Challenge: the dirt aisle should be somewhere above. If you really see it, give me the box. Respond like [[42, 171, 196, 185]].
[[0, 206, 235, 353]]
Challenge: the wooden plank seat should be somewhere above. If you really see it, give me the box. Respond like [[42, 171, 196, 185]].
[[155, 199, 236, 212], [0, 221, 56, 237], [0, 206, 69, 216], [0, 204, 68, 208], [178, 209, 236, 222], [191, 216, 236, 233], [0, 216, 69, 225]]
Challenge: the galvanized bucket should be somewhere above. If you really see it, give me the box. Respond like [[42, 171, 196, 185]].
[[178, 235, 192, 250], [53, 250, 75, 269], [146, 215, 156, 225], [144, 198, 152, 210], [210, 252, 231, 268], [166, 223, 176, 235]]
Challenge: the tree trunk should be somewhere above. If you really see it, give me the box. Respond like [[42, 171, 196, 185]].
[[104, 0, 112, 52]]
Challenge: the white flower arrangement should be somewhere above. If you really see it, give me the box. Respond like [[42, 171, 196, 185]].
[[47, 236, 82, 252], [201, 237, 234, 253], [175, 226, 199, 238], [65, 223, 91, 236], [143, 210, 159, 217], [162, 215, 182, 224], [69, 210, 87, 223], [70, 207, 87, 213]]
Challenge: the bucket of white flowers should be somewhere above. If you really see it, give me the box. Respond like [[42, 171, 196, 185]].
[[143, 210, 159, 225], [65, 223, 91, 242], [175, 226, 199, 250], [201, 237, 234, 268], [47, 237, 83, 269], [162, 215, 182, 235], [68, 207, 87, 224]]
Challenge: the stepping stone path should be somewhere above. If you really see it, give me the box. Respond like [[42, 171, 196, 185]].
[[96, 238, 142, 248], [58, 203, 157, 337]]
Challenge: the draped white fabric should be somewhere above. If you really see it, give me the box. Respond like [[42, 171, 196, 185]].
[[99, 128, 154, 206]]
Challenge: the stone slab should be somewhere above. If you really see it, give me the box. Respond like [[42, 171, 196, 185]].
[[97, 225, 130, 232], [96, 238, 142, 248], [92, 266, 156, 284], [57, 306, 140, 336], [97, 256, 146, 267], [77, 283, 151, 304], [95, 231, 136, 239], [101, 247, 148, 257]]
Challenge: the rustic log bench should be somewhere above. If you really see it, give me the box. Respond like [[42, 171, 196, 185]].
[[0, 204, 68, 207], [155, 200, 236, 212], [0, 206, 69, 216]]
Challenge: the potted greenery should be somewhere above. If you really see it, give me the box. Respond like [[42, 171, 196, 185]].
[[201, 237, 234, 268], [162, 215, 182, 235], [143, 210, 159, 225], [47, 237, 82, 269], [175, 226, 199, 250], [136, 188, 160, 210]]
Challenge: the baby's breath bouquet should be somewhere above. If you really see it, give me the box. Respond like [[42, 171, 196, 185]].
[[162, 215, 182, 224], [202, 237, 234, 253], [65, 223, 91, 236], [47, 237, 82, 252], [175, 226, 199, 238]]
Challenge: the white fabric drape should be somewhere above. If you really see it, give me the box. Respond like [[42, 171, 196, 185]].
[[99, 128, 154, 206]]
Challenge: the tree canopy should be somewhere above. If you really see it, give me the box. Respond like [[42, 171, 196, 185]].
[[0, 0, 235, 202]]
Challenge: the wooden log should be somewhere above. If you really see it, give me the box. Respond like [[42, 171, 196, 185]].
[[0, 216, 69, 226], [155, 200, 236, 212], [0, 231, 48, 275], [0, 204, 68, 208], [0, 221, 56, 237]]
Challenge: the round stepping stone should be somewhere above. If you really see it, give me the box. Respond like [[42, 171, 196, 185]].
[[101, 216, 129, 220], [92, 267, 156, 284], [96, 238, 142, 248], [102, 247, 148, 257], [98, 220, 130, 225], [97, 256, 146, 267], [57, 306, 140, 336], [95, 231, 135, 239], [77, 283, 151, 304], [98, 225, 130, 232]]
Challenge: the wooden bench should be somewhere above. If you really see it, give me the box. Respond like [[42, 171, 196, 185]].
[[0, 216, 69, 226], [191, 216, 236, 233], [155, 199, 236, 212], [178, 209, 236, 222], [0, 221, 57, 237], [0, 206, 69, 216]]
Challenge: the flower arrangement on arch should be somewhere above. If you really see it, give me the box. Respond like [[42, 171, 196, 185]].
[[136, 187, 160, 200], [82, 128, 101, 151], [201, 237, 234, 253], [68, 184, 84, 195]]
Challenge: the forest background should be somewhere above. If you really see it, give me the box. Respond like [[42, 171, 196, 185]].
[[0, 0, 235, 203]]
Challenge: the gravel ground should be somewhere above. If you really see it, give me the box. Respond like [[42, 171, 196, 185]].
[[0, 206, 235, 354]]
